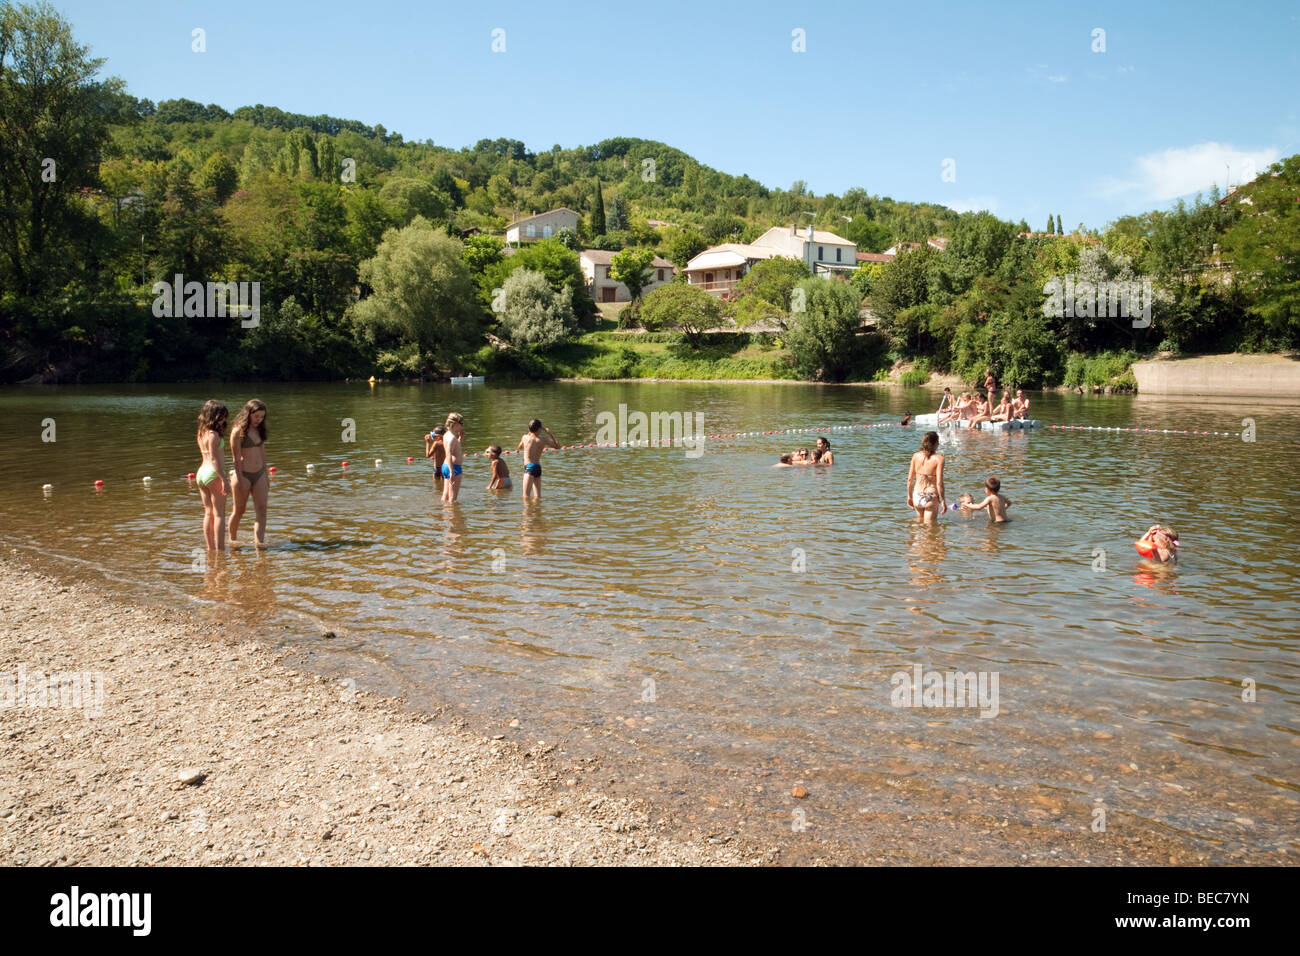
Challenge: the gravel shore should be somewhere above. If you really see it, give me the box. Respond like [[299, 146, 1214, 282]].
[[0, 556, 769, 866]]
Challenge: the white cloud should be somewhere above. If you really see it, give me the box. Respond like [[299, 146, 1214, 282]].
[[1096, 142, 1281, 202], [1046, 75, 1068, 83], [945, 196, 999, 214]]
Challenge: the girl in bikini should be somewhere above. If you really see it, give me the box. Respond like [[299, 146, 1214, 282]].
[[195, 400, 229, 551], [907, 431, 946, 524], [229, 399, 270, 547], [967, 391, 994, 428]]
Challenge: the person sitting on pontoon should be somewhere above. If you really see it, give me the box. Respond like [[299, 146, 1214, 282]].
[[1011, 389, 1029, 420], [936, 387, 958, 423]]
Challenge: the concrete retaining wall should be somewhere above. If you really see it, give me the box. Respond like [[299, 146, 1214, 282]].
[[1132, 354, 1300, 396]]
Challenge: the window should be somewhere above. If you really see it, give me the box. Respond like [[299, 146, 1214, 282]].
[[526, 224, 536, 237], [543, 224, 552, 238], [705, 272, 714, 283], [818, 246, 824, 259], [658, 269, 664, 281], [836, 248, 842, 262]]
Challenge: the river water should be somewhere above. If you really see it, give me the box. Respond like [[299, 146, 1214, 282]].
[[1, 382, 1296, 862]]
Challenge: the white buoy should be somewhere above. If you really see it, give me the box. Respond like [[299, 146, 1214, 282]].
[[42, 483, 53, 492], [306, 463, 316, 473], [142, 476, 153, 484], [374, 459, 383, 468]]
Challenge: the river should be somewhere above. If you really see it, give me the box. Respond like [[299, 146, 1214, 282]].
[[1, 381, 1296, 862]]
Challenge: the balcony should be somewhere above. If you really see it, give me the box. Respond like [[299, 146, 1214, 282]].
[[688, 278, 740, 297]]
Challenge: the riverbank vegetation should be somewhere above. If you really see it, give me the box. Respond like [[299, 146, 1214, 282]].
[[1, 3, 1296, 386]]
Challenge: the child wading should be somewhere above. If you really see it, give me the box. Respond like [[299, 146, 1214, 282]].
[[486, 445, 512, 491], [518, 418, 559, 499], [962, 476, 1013, 522], [441, 413, 465, 502]]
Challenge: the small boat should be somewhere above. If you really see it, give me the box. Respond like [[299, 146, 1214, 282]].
[[449, 375, 485, 385]]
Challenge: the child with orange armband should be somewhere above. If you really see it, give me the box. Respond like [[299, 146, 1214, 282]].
[[1136, 525, 1179, 563]]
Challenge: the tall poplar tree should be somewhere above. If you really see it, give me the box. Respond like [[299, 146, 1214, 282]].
[[590, 177, 606, 236]]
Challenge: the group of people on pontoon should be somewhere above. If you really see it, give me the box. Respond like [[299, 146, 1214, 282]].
[[936, 382, 1030, 426], [774, 436, 834, 467]]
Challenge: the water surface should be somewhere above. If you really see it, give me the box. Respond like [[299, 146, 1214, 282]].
[[2, 382, 1296, 861]]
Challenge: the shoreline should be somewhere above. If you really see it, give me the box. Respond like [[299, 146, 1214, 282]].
[[0, 554, 770, 866], [1, 549, 1265, 867]]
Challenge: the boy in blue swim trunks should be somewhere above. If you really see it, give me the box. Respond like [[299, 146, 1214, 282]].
[[517, 418, 559, 500], [441, 412, 465, 502]]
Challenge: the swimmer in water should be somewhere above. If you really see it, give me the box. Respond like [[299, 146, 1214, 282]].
[[228, 399, 269, 548], [907, 431, 945, 523], [962, 476, 1012, 522], [814, 436, 834, 464], [194, 400, 229, 550], [518, 418, 559, 499], [1136, 525, 1179, 563], [486, 445, 512, 490], [441, 413, 465, 502], [774, 454, 794, 468]]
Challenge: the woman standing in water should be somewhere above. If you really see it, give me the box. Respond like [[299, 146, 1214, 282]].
[[907, 431, 946, 524], [195, 400, 230, 550], [229, 399, 270, 547]]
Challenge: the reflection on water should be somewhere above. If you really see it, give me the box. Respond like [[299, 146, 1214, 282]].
[[1, 381, 1297, 860]]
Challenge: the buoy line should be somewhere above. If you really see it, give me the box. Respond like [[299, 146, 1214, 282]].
[[43, 419, 1247, 492]]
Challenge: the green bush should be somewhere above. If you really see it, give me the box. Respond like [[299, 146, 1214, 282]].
[[1062, 349, 1137, 388]]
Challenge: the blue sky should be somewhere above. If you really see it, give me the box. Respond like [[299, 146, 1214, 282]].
[[57, 0, 1299, 230]]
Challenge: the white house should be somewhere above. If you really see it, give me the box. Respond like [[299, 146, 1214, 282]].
[[581, 249, 675, 303], [683, 243, 781, 297], [505, 207, 580, 245], [752, 224, 858, 277]]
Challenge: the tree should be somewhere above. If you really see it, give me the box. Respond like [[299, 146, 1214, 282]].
[[701, 211, 741, 243], [0, 1, 126, 298], [497, 267, 576, 347], [1056, 214, 1063, 235], [590, 177, 605, 235], [639, 282, 722, 346], [1219, 155, 1300, 343], [553, 226, 581, 251], [665, 227, 708, 269], [607, 193, 629, 232], [1046, 214, 1054, 235], [785, 278, 865, 380], [461, 233, 504, 277], [378, 176, 447, 226], [200, 152, 239, 203], [481, 237, 586, 303], [870, 244, 936, 328], [733, 257, 810, 313], [349, 217, 481, 370], [841, 216, 892, 253], [609, 247, 656, 302]]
